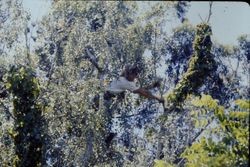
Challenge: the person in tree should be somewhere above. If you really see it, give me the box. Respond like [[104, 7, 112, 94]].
[[101, 64, 164, 149], [85, 46, 164, 103], [104, 64, 164, 103]]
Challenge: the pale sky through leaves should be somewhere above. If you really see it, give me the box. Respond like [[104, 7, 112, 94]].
[[22, 1, 250, 46]]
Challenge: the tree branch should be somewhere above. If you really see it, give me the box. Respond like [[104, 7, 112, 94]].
[[207, 1, 213, 23], [198, 14, 205, 22], [81, 129, 94, 166], [177, 118, 213, 166], [24, 26, 31, 65], [84, 47, 103, 73]]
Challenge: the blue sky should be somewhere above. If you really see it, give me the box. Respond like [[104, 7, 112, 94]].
[[23, 0, 51, 21], [186, 2, 250, 45], [22, 1, 250, 46]]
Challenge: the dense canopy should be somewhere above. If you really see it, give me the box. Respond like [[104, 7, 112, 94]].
[[0, 1, 249, 167]]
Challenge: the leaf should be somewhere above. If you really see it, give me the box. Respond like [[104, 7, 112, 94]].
[[191, 94, 218, 110], [190, 110, 197, 117], [194, 119, 199, 128], [154, 160, 173, 167], [235, 99, 250, 110], [5, 82, 12, 89], [200, 119, 208, 127]]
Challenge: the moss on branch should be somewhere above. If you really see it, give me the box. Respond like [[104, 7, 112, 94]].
[[164, 23, 216, 110]]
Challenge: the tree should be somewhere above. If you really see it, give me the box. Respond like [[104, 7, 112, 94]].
[[163, 22, 195, 86], [182, 95, 249, 167], [0, 1, 30, 165], [0, 1, 249, 166], [5, 66, 44, 167], [0, 0, 29, 65]]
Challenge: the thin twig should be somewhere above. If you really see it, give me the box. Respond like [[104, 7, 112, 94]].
[[153, 24, 158, 77], [207, 1, 213, 23], [24, 25, 31, 65], [198, 14, 205, 22]]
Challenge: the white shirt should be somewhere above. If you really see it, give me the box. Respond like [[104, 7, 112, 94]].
[[106, 77, 139, 94]]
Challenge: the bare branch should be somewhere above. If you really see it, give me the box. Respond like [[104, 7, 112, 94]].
[[24, 26, 31, 65], [207, 1, 213, 23], [80, 129, 94, 166], [198, 14, 205, 22]]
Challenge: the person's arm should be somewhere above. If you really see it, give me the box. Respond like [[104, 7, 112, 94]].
[[119, 77, 164, 103], [133, 88, 164, 103]]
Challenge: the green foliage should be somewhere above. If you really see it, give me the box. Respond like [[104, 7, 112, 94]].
[[6, 66, 40, 101], [154, 159, 175, 167], [164, 23, 216, 110], [1, 1, 249, 166], [191, 94, 218, 109], [234, 99, 250, 110], [34, 1, 158, 166], [182, 95, 249, 167], [5, 66, 43, 167], [0, 0, 28, 63]]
